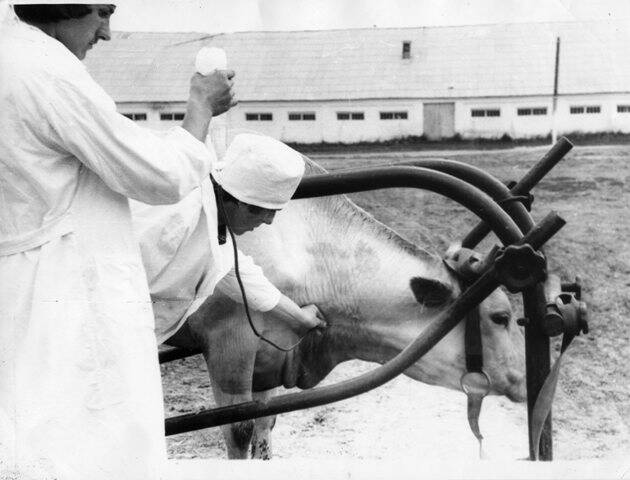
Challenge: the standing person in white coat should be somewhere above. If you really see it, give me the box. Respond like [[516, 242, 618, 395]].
[[0, 2, 235, 478]]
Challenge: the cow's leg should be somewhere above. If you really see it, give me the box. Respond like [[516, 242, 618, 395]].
[[250, 389, 278, 460], [186, 297, 262, 459], [210, 385, 256, 459]]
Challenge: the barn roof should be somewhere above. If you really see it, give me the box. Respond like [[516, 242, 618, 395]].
[[84, 21, 630, 103]]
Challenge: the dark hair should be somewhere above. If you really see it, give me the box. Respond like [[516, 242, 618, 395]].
[[220, 189, 275, 215], [14, 4, 93, 24]]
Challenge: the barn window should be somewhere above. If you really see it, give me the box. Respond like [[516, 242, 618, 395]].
[[337, 112, 364, 120], [518, 107, 547, 116], [472, 109, 500, 117], [160, 112, 185, 121], [288, 112, 316, 121], [570, 106, 584, 114], [246, 113, 273, 121], [586, 106, 601, 114], [122, 112, 147, 121], [402, 41, 411, 59], [617, 105, 630, 113], [380, 111, 408, 120]]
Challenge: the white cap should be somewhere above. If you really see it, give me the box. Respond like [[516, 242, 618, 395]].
[[9, 1, 115, 4], [213, 134, 305, 210]]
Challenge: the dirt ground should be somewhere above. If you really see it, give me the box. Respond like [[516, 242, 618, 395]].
[[162, 143, 630, 462]]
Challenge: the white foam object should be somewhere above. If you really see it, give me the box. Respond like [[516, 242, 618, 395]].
[[195, 47, 227, 75]]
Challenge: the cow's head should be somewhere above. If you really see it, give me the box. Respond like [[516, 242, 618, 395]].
[[403, 247, 526, 402]]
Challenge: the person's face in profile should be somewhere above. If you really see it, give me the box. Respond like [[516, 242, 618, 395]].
[[55, 4, 115, 60]]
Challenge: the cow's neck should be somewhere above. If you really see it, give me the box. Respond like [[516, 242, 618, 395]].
[[279, 235, 436, 389]]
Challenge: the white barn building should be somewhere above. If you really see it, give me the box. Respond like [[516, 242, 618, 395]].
[[85, 21, 630, 143]]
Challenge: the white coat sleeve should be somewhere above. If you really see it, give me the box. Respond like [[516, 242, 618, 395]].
[[216, 250, 282, 312], [27, 68, 213, 205]]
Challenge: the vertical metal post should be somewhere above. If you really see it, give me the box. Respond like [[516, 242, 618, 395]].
[[551, 37, 561, 145], [523, 283, 553, 460]]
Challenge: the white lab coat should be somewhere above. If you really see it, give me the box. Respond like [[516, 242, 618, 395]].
[[0, 22, 214, 479], [130, 178, 282, 344]]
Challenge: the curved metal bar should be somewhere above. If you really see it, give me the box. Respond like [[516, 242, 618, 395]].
[[366, 137, 572, 248], [462, 137, 573, 247], [293, 166, 523, 246], [165, 213, 565, 436], [386, 160, 534, 234]]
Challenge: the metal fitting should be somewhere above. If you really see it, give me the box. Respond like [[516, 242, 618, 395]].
[[542, 293, 588, 337], [494, 244, 547, 293]]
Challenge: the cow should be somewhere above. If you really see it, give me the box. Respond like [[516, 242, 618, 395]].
[[164, 160, 526, 459]]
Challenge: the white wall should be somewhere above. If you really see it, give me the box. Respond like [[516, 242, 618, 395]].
[[117, 93, 630, 143], [455, 93, 630, 139], [226, 100, 423, 143]]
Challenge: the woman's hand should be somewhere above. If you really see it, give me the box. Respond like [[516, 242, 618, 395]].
[[268, 296, 327, 334], [182, 71, 237, 141], [188, 70, 237, 116], [297, 304, 327, 331]]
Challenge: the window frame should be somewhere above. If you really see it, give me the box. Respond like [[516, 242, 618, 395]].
[[380, 111, 409, 120], [122, 112, 147, 121], [245, 112, 274, 121], [402, 41, 411, 59], [337, 111, 365, 121], [288, 112, 317, 121], [160, 112, 185, 121]]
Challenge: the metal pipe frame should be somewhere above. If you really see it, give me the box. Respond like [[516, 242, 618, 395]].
[[164, 139, 574, 460], [165, 213, 564, 436], [370, 137, 573, 460], [165, 163, 566, 444]]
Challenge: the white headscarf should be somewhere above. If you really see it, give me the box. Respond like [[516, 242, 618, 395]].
[[213, 134, 305, 210]]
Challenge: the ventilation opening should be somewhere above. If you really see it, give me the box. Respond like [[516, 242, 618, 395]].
[[402, 41, 411, 59]]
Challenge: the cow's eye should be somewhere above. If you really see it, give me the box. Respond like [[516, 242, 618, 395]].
[[490, 312, 510, 326]]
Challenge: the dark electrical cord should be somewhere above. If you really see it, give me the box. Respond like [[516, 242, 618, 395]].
[[215, 181, 319, 352]]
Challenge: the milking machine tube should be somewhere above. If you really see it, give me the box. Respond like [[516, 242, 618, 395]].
[[165, 213, 565, 435]]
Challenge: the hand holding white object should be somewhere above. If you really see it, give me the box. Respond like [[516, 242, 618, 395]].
[[183, 47, 236, 141], [195, 47, 228, 74]]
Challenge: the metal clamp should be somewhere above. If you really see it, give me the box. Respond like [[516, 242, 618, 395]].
[[542, 293, 589, 337], [494, 244, 547, 293]]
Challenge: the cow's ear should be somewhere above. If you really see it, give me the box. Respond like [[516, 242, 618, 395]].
[[409, 277, 454, 308]]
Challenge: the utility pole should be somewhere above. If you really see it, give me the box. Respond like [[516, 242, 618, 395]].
[[551, 37, 560, 144]]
